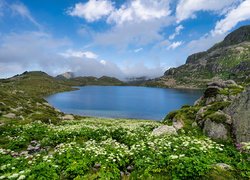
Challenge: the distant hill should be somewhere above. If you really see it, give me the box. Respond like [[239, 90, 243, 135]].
[[154, 25, 250, 88], [56, 72, 75, 80], [56, 72, 126, 86]]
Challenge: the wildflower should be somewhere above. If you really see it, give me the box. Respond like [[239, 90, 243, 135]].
[[18, 175, 26, 180]]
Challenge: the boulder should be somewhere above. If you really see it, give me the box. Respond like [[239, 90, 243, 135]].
[[214, 163, 232, 171], [152, 125, 177, 136], [225, 86, 250, 143], [203, 119, 229, 140], [3, 113, 16, 119], [62, 114, 74, 120], [173, 118, 184, 130]]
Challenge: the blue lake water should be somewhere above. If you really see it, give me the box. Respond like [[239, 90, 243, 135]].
[[45, 86, 203, 121]]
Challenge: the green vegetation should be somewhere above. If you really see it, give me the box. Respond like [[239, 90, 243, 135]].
[[0, 118, 249, 179], [0, 71, 249, 179]]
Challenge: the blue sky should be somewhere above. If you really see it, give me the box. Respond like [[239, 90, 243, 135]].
[[0, 0, 250, 79]]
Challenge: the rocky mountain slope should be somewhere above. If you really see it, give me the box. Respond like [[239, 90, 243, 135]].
[[157, 25, 250, 88]]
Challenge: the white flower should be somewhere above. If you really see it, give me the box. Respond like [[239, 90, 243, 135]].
[[18, 175, 26, 180]]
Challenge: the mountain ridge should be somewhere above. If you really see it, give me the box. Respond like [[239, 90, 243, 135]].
[[153, 25, 250, 88]]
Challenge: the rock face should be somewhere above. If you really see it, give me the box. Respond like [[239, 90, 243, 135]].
[[225, 86, 250, 143], [203, 120, 228, 140], [157, 25, 250, 88], [152, 125, 177, 136]]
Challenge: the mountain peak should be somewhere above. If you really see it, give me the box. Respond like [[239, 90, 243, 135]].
[[56, 72, 75, 80]]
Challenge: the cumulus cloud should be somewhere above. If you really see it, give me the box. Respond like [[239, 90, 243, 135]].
[[212, 0, 250, 36], [67, 0, 114, 22], [167, 41, 183, 50], [176, 0, 236, 23], [169, 25, 184, 40], [68, 0, 173, 48], [107, 0, 171, 25]]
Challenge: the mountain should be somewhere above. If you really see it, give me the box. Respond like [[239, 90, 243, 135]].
[[0, 71, 74, 97], [56, 72, 75, 80], [156, 25, 250, 88], [55, 72, 126, 86]]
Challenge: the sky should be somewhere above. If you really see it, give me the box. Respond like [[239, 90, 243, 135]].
[[0, 0, 250, 79]]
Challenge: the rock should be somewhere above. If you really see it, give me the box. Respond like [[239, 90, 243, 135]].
[[62, 114, 74, 120], [3, 113, 16, 119], [214, 163, 232, 171], [204, 86, 221, 98], [152, 125, 177, 136], [225, 86, 250, 143], [173, 118, 184, 130], [216, 110, 232, 124], [127, 165, 134, 172], [207, 81, 226, 88], [224, 80, 237, 86], [94, 163, 101, 168], [203, 119, 228, 140], [125, 171, 130, 176], [120, 171, 124, 177]]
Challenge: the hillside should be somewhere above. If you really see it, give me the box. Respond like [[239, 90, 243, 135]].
[[56, 72, 126, 86], [156, 25, 250, 88]]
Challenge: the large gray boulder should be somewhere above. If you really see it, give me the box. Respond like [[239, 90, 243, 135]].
[[225, 86, 250, 143], [152, 125, 177, 136], [203, 119, 228, 140]]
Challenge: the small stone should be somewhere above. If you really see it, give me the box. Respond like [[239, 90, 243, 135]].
[[214, 163, 232, 171], [127, 165, 134, 172], [94, 163, 101, 168], [120, 171, 124, 177], [31, 140, 38, 145], [125, 171, 130, 176], [3, 113, 16, 119], [92, 168, 98, 172]]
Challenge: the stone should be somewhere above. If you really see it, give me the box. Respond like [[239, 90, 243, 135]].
[[204, 86, 221, 98], [214, 163, 232, 171], [62, 114, 74, 120], [207, 81, 226, 88], [203, 119, 228, 140], [152, 125, 177, 136], [94, 163, 101, 168], [3, 113, 16, 119], [225, 86, 250, 143], [127, 165, 134, 172], [173, 118, 184, 130], [224, 80, 237, 86]]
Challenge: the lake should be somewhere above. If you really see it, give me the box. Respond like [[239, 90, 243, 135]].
[[46, 86, 203, 121]]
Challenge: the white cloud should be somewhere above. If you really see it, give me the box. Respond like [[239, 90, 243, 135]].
[[10, 2, 42, 29], [134, 48, 143, 53], [107, 0, 171, 25], [167, 41, 183, 50], [67, 0, 114, 22], [169, 25, 184, 40], [212, 0, 250, 36], [176, 0, 236, 23], [121, 61, 164, 78], [100, 60, 107, 65], [60, 49, 98, 59]]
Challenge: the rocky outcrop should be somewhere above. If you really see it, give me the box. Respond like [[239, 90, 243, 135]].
[[152, 125, 177, 136], [225, 86, 250, 143], [157, 25, 250, 88], [203, 120, 229, 140]]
